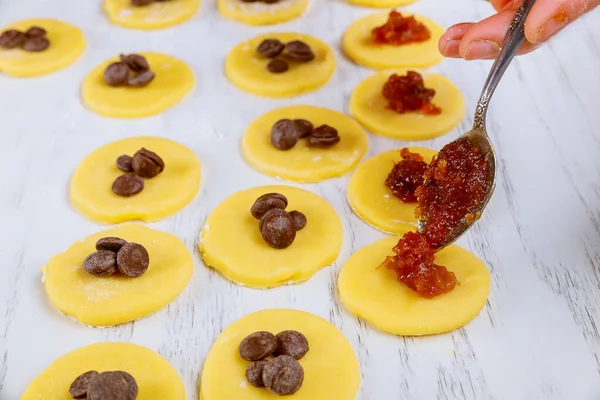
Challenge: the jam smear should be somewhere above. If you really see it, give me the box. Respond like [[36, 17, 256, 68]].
[[381, 231, 457, 299], [385, 148, 428, 203], [372, 11, 431, 46], [382, 71, 442, 115], [415, 138, 490, 249]]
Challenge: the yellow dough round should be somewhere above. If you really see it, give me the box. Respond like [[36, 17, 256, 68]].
[[242, 106, 368, 183], [199, 185, 342, 288], [343, 12, 444, 69], [338, 235, 491, 336], [218, 0, 309, 25], [347, 147, 436, 233], [345, 0, 416, 7], [350, 69, 465, 140], [21, 342, 185, 400], [43, 224, 194, 327], [0, 19, 85, 77], [225, 33, 336, 98], [70, 136, 201, 224], [103, 0, 200, 30], [82, 52, 195, 118], [200, 309, 360, 400]]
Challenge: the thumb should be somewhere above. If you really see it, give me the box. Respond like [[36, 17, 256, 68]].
[[525, 0, 600, 44]]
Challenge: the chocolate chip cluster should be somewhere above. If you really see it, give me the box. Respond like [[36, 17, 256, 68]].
[[251, 193, 307, 249], [83, 237, 149, 278], [239, 330, 309, 396], [0, 26, 49, 52], [112, 148, 165, 197], [103, 54, 155, 88], [131, 0, 172, 6], [70, 370, 138, 400], [271, 118, 340, 150], [256, 38, 315, 74]]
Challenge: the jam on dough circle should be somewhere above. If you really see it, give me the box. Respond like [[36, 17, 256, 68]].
[[0, 19, 85, 77], [217, 0, 309, 25], [225, 33, 336, 98], [345, 0, 416, 7], [338, 234, 491, 336], [200, 309, 360, 400], [199, 185, 342, 288], [70, 136, 201, 224], [103, 0, 200, 30], [343, 12, 445, 70], [350, 69, 466, 140], [242, 105, 368, 183], [43, 224, 194, 327], [82, 52, 195, 119], [21, 342, 185, 400], [347, 147, 437, 234]]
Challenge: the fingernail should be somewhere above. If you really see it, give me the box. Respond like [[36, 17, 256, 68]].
[[536, 11, 568, 43], [442, 39, 461, 57], [463, 40, 499, 60]]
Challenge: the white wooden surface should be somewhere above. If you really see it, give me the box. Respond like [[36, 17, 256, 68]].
[[1, 0, 599, 399]]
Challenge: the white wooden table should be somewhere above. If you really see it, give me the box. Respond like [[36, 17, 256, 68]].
[[1, 0, 599, 399]]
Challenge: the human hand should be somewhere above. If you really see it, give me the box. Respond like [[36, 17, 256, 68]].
[[439, 0, 599, 60]]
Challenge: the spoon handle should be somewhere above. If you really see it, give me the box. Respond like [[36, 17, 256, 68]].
[[473, 0, 537, 130]]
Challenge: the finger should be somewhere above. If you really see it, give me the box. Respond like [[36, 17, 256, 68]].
[[490, 0, 517, 12], [525, 0, 600, 43], [439, 23, 473, 57]]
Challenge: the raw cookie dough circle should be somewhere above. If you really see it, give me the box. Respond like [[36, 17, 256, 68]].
[[44, 224, 193, 326], [347, 147, 436, 233], [350, 69, 465, 140], [21, 342, 185, 400], [218, 0, 309, 25], [343, 12, 444, 69], [338, 235, 491, 336], [0, 19, 85, 77], [346, 0, 416, 7], [200, 309, 360, 400], [199, 185, 342, 288], [70, 136, 201, 224], [103, 0, 200, 30], [242, 105, 368, 182], [225, 33, 336, 98], [82, 52, 195, 118]]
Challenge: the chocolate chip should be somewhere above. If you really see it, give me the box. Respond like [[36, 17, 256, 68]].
[[131, 0, 154, 5], [116, 155, 134, 172], [263, 0, 282, 3], [286, 40, 315, 62], [294, 119, 313, 138], [112, 173, 144, 197], [127, 70, 155, 87], [246, 360, 268, 388], [267, 59, 289, 74], [96, 237, 128, 253], [271, 119, 300, 151], [0, 30, 25, 49], [118, 371, 139, 400], [275, 330, 309, 360], [83, 250, 117, 275], [116, 242, 149, 278], [309, 124, 340, 147], [87, 371, 130, 400], [251, 193, 288, 219], [104, 62, 130, 87], [69, 370, 99, 399], [132, 148, 164, 178], [22, 36, 50, 52], [259, 209, 296, 249], [257, 39, 285, 58], [289, 211, 307, 231], [119, 53, 150, 73], [239, 331, 278, 361], [25, 26, 46, 38], [262, 355, 304, 396]]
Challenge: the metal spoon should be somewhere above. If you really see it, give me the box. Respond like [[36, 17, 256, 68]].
[[417, 0, 536, 249]]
